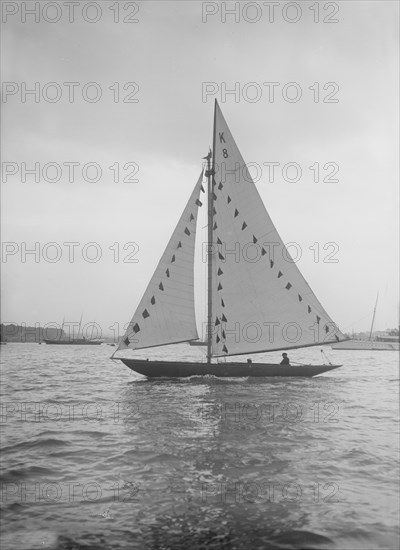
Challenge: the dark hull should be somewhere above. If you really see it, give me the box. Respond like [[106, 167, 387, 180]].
[[44, 340, 103, 345], [119, 359, 341, 378]]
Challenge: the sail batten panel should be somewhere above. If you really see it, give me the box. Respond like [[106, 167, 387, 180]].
[[211, 103, 346, 356], [118, 171, 204, 351]]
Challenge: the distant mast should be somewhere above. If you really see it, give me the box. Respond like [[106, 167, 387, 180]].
[[369, 293, 379, 341]]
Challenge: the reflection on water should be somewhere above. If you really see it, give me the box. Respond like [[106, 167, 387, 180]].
[[0, 343, 398, 549]]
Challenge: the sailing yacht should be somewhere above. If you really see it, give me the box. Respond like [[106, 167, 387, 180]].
[[331, 294, 399, 351], [44, 315, 103, 345], [113, 101, 347, 377]]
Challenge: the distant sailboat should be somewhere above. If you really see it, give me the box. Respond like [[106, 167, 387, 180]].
[[113, 101, 347, 377], [332, 293, 399, 351], [44, 315, 103, 345]]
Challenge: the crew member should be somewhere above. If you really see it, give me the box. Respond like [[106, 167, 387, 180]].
[[280, 353, 290, 365]]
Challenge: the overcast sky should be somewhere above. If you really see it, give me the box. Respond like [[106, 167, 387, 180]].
[[1, 0, 398, 336]]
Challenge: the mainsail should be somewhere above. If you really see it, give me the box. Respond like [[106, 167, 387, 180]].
[[117, 171, 204, 352], [210, 101, 346, 357]]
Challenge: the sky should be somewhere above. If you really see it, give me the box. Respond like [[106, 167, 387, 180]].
[[1, 0, 399, 338]]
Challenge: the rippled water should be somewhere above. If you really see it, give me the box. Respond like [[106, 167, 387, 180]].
[[0, 343, 398, 550]]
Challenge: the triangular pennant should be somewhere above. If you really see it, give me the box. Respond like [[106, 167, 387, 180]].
[[234, 209, 239, 218], [171, 255, 176, 263], [217, 237, 222, 245], [227, 196, 231, 204], [217, 268, 223, 275], [213, 222, 218, 230], [221, 299, 225, 307], [177, 241, 182, 248], [218, 252, 225, 260], [124, 337, 130, 346], [222, 345, 228, 353], [316, 315, 321, 324], [184, 227, 190, 236], [196, 199, 203, 206], [142, 309, 149, 319], [217, 282, 223, 290], [215, 317, 220, 326], [241, 222, 247, 230], [200, 185, 205, 193], [151, 296, 156, 305], [270, 259, 274, 267], [159, 282, 164, 291], [189, 214, 194, 222], [218, 182, 223, 190], [253, 235, 258, 244], [308, 306, 312, 313], [221, 314, 227, 322], [261, 248, 266, 256], [133, 323, 140, 333], [298, 294, 302, 302], [166, 269, 170, 278], [285, 283, 292, 290], [278, 271, 283, 278], [216, 335, 220, 343]]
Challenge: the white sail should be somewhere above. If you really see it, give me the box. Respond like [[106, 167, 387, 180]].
[[210, 102, 346, 357], [117, 171, 204, 352]]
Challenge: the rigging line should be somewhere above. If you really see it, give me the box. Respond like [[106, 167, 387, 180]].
[[320, 349, 333, 366], [341, 312, 376, 331]]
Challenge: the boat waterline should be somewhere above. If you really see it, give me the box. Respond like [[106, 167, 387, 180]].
[[119, 358, 341, 378]]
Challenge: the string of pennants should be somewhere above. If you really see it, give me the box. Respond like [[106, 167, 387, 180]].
[[123, 185, 204, 348], [211, 177, 339, 354]]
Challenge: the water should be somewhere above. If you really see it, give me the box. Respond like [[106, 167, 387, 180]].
[[1, 343, 398, 550]]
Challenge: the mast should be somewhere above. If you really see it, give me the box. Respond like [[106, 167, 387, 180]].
[[78, 312, 83, 340], [205, 100, 217, 363], [369, 292, 379, 341]]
